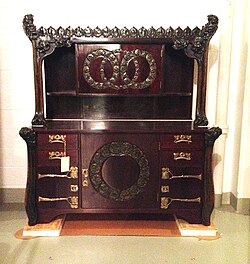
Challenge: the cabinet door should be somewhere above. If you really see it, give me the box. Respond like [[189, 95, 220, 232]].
[[81, 134, 159, 210]]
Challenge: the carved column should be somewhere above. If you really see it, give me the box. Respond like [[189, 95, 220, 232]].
[[202, 127, 222, 225], [19, 127, 38, 225]]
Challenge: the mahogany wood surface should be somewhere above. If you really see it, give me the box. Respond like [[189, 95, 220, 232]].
[[20, 15, 222, 226]]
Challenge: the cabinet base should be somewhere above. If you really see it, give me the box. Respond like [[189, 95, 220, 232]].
[[34, 209, 205, 226]]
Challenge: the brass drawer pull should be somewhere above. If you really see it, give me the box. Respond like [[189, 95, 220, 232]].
[[173, 152, 191, 161], [82, 168, 89, 187], [49, 134, 66, 144], [48, 135, 67, 158], [161, 197, 201, 209], [174, 135, 192, 144], [38, 166, 79, 179], [49, 151, 66, 159], [161, 167, 202, 180], [38, 173, 70, 179], [38, 196, 78, 208]]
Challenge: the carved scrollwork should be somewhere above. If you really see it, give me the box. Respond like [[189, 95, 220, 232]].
[[23, 14, 218, 58], [19, 127, 36, 148], [173, 15, 218, 60], [205, 127, 222, 147], [89, 141, 150, 202]]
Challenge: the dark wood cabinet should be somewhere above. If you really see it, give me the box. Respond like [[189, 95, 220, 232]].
[[20, 14, 222, 226]]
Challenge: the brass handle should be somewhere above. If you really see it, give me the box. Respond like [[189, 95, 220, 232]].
[[174, 135, 192, 144], [173, 152, 191, 161], [82, 168, 89, 187], [38, 196, 78, 208], [48, 135, 67, 158], [38, 166, 79, 180], [161, 197, 201, 209], [49, 134, 66, 144], [161, 167, 202, 180], [49, 151, 66, 159]]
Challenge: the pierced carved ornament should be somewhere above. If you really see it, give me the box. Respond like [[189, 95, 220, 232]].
[[83, 48, 156, 90], [23, 14, 218, 59], [89, 141, 150, 202]]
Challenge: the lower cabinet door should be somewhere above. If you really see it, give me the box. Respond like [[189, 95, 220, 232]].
[[81, 134, 159, 210]]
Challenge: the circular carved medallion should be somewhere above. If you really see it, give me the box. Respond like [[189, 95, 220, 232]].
[[89, 141, 150, 202]]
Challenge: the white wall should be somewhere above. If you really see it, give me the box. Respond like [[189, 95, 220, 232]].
[[0, 0, 249, 200]]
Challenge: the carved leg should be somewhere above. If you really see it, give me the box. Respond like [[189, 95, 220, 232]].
[[19, 127, 38, 225], [202, 127, 222, 225]]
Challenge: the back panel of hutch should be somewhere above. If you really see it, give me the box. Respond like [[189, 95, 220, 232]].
[[20, 14, 221, 226]]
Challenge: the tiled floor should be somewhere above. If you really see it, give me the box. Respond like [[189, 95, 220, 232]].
[[0, 204, 249, 264]]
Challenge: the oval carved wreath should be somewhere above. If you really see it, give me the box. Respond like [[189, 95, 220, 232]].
[[89, 141, 150, 202]]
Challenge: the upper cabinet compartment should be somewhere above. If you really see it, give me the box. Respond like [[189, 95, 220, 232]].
[[76, 44, 163, 95], [45, 46, 76, 95], [44, 43, 194, 96], [23, 14, 218, 127]]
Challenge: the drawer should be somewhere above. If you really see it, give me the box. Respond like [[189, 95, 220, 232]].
[[161, 134, 204, 149], [37, 177, 79, 209], [37, 134, 79, 150], [161, 150, 204, 167], [37, 150, 78, 167], [159, 178, 202, 210], [160, 178, 201, 199]]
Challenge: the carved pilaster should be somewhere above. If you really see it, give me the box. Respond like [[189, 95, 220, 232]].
[[19, 127, 38, 225], [202, 127, 222, 225], [173, 15, 218, 128]]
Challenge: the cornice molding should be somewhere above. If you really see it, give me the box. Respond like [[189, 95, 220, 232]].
[[23, 14, 218, 58]]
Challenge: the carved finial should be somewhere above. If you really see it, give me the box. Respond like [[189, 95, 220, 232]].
[[23, 14, 37, 40]]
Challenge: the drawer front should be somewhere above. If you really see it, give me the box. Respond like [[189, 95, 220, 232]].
[[37, 150, 78, 167], [159, 179, 202, 209], [37, 134, 78, 150], [161, 150, 204, 167], [160, 158, 204, 210], [161, 134, 204, 149], [37, 177, 79, 209]]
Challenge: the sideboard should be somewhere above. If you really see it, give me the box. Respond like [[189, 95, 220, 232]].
[[20, 14, 222, 226]]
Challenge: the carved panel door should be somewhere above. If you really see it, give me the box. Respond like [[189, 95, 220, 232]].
[[81, 133, 159, 210]]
